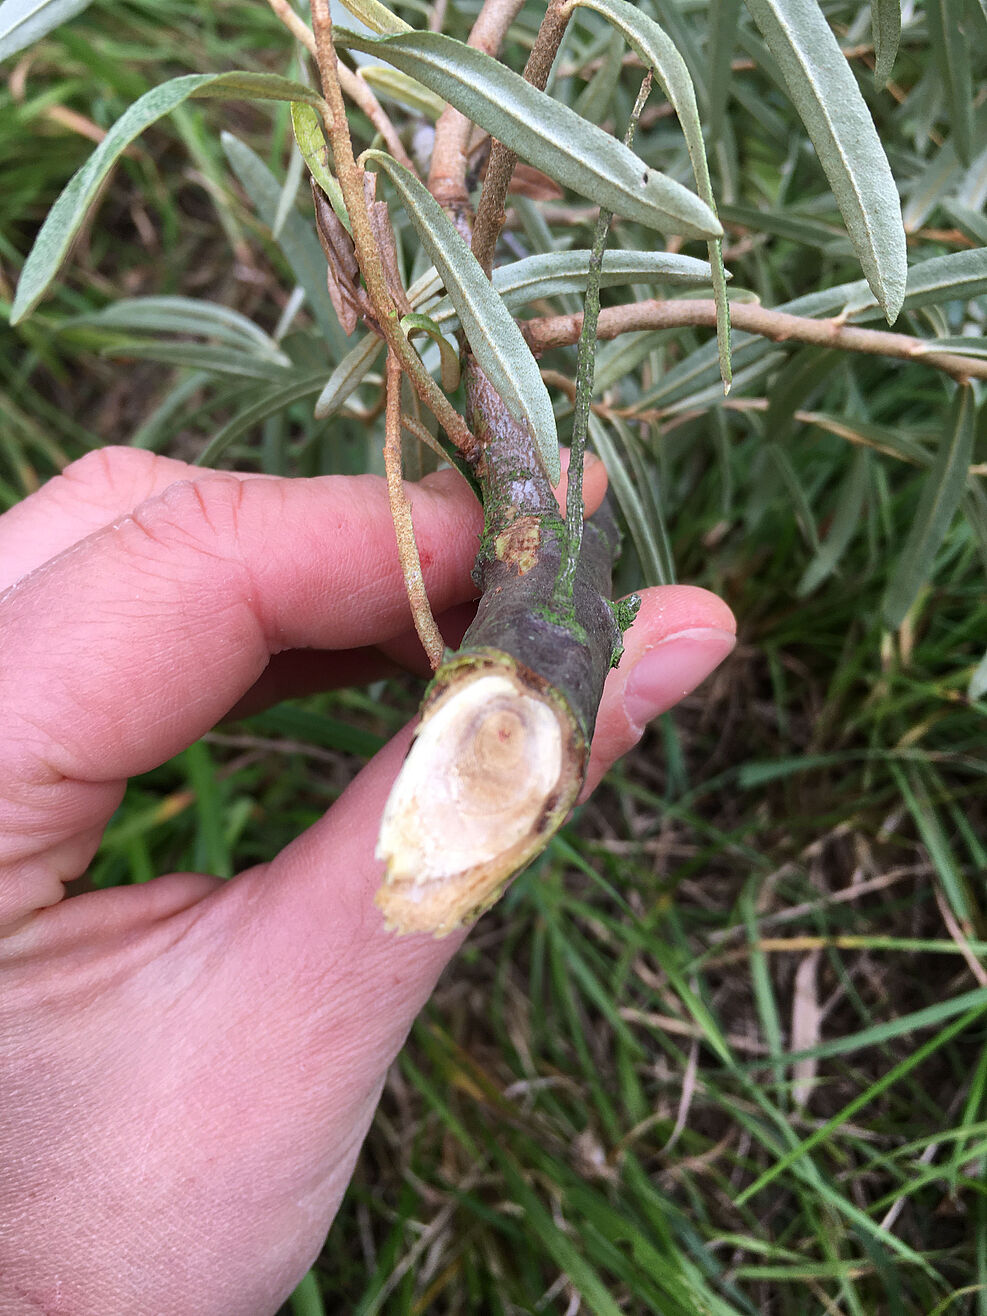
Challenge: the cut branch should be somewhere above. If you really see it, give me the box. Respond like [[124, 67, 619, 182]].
[[375, 359, 628, 936], [520, 298, 987, 383]]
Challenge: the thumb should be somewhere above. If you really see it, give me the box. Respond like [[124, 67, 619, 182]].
[[221, 584, 735, 1071]]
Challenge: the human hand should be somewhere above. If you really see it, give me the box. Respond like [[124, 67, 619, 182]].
[[0, 447, 735, 1315]]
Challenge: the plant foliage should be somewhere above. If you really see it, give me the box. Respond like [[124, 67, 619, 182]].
[[3, 1, 987, 1312]]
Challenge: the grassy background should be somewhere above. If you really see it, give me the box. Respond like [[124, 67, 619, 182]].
[[3, 1, 987, 1312]]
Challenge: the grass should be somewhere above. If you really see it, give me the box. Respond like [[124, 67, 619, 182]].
[[3, 1, 987, 1312]]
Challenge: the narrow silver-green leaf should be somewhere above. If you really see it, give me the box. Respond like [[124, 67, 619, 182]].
[[910, 337, 987, 361], [742, 0, 907, 322], [271, 135, 305, 241], [870, 0, 901, 89], [366, 150, 560, 482], [707, 0, 743, 144], [100, 340, 294, 381], [401, 313, 461, 391], [0, 0, 91, 60], [337, 29, 721, 240], [221, 132, 347, 358], [290, 101, 348, 228], [189, 72, 327, 108], [883, 384, 976, 628], [425, 249, 716, 331], [797, 447, 869, 595], [945, 202, 987, 248], [11, 71, 325, 324], [573, 28, 625, 125], [314, 333, 384, 419], [925, 0, 974, 167], [72, 296, 289, 361], [969, 649, 987, 703], [197, 371, 329, 467], [334, 0, 410, 35], [358, 65, 445, 120], [587, 414, 669, 585], [570, 0, 732, 386]]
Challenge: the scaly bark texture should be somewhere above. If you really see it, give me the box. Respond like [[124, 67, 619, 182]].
[[376, 360, 632, 935]]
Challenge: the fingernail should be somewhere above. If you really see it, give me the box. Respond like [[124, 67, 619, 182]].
[[623, 627, 736, 735], [583, 451, 601, 470]]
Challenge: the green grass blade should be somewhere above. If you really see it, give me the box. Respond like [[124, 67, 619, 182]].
[[367, 149, 560, 483], [288, 1269, 325, 1316], [496, 1154, 626, 1316], [882, 382, 976, 628], [587, 413, 669, 585], [196, 371, 329, 466], [742, 0, 907, 322], [337, 28, 722, 240], [736, 1002, 987, 1207]]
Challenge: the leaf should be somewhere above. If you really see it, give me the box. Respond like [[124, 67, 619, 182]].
[[11, 72, 326, 324], [99, 340, 294, 381], [635, 249, 987, 412], [221, 132, 347, 358], [400, 313, 460, 392], [764, 346, 841, 444], [945, 201, 987, 248], [334, 0, 409, 35], [910, 337, 987, 361], [0, 0, 91, 60], [870, 0, 901, 88], [925, 0, 974, 167], [569, 0, 731, 387], [707, 0, 743, 144], [336, 29, 721, 240], [969, 649, 987, 703], [741, 0, 907, 323], [196, 371, 329, 466], [72, 296, 289, 361], [797, 447, 870, 595], [882, 384, 976, 628], [313, 333, 384, 419], [289, 101, 348, 228], [425, 248, 717, 331], [587, 414, 670, 585], [366, 150, 560, 483], [357, 65, 445, 120], [496, 1156, 626, 1316]]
